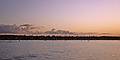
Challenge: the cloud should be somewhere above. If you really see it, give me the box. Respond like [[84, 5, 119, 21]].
[[45, 28, 73, 34], [0, 24, 73, 34], [0, 24, 18, 33], [0, 24, 41, 33]]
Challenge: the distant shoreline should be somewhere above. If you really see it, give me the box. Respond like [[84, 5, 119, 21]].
[[0, 35, 120, 40]]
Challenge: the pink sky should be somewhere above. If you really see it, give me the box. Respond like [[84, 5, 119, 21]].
[[1, 0, 120, 34]]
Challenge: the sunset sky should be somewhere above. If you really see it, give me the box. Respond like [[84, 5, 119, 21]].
[[0, 0, 120, 34]]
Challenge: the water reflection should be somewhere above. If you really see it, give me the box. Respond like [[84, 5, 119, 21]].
[[0, 40, 120, 60]]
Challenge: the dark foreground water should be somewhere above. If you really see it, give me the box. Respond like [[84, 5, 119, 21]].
[[0, 40, 120, 60]]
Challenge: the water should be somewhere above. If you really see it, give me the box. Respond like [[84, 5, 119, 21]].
[[0, 40, 120, 60]]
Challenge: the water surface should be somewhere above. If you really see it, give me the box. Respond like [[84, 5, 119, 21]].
[[0, 40, 120, 60]]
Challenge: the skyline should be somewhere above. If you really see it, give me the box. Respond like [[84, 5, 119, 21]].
[[1, 0, 120, 34]]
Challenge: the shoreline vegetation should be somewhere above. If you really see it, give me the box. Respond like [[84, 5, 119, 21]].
[[0, 35, 120, 40]]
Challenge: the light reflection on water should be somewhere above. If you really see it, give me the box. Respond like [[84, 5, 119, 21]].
[[0, 40, 120, 60]]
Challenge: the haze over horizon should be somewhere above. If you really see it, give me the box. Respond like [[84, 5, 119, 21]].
[[1, 0, 120, 34]]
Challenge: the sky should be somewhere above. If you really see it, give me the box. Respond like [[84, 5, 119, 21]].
[[0, 0, 120, 34]]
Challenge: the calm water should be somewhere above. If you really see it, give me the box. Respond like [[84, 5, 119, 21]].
[[0, 40, 120, 60]]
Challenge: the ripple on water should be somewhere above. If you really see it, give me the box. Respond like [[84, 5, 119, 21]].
[[49, 50, 65, 53], [0, 54, 38, 60], [0, 58, 12, 60]]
